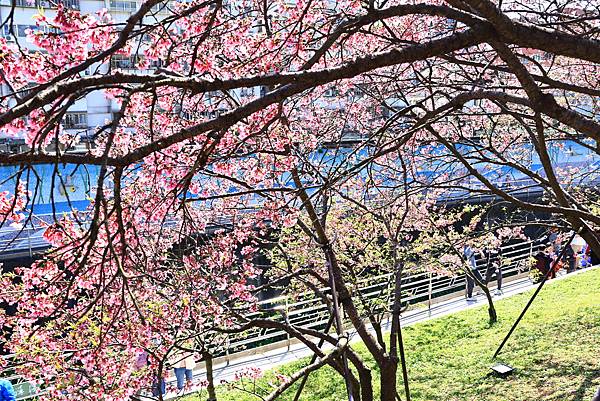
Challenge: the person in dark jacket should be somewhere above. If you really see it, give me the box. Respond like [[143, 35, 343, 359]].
[[485, 248, 503, 295], [564, 244, 576, 273], [0, 379, 16, 401], [547, 228, 560, 256], [463, 244, 485, 300], [534, 251, 553, 281], [589, 246, 600, 266]]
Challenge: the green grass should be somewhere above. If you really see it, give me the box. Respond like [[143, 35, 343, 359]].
[[185, 268, 600, 401]]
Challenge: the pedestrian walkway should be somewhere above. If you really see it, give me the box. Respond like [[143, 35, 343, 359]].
[[161, 265, 597, 399]]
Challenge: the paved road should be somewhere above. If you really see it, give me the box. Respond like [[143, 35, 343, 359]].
[[160, 265, 598, 399]]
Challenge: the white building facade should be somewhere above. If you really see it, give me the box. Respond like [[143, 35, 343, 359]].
[[0, 0, 171, 149]]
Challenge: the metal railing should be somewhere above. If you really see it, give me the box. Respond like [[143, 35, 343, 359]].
[[0, 357, 42, 401], [223, 237, 545, 355], [0, 222, 49, 259], [0, 207, 259, 259]]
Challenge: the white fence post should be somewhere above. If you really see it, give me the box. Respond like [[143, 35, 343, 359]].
[[428, 272, 433, 316]]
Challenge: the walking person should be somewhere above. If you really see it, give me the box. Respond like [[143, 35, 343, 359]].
[[589, 244, 600, 266], [547, 227, 560, 256], [0, 378, 16, 401], [564, 242, 576, 273], [571, 235, 587, 269], [463, 244, 485, 301], [485, 248, 503, 295], [169, 348, 195, 393], [152, 374, 166, 398], [133, 351, 166, 398], [533, 251, 554, 281]]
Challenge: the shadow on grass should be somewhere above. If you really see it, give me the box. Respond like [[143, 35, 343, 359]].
[[572, 367, 600, 401], [517, 359, 600, 401]]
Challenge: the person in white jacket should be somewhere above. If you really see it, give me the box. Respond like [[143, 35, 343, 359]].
[[169, 349, 196, 391]]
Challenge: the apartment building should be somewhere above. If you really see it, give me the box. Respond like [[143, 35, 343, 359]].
[[0, 0, 173, 151], [0, 1, 597, 205]]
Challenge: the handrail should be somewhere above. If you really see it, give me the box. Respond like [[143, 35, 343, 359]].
[[225, 237, 548, 353]]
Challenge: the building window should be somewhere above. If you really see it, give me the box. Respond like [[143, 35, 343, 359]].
[[110, 55, 160, 70], [111, 55, 137, 69], [3, 24, 61, 39], [63, 113, 87, 129], [109, 0, 137, 12], [14, 0, 79, 8], [17, 83, 38, 98], [324, 87, 339, 97], [2, 25, 12, 41], [148, 59, 163, 68], [151, 1, 171, 13], [58, 0, 80, 9], [349, 86, 365, 99], [109, 53, 162, 70], [6, 24, 38, 39], [239, 87, 254, 97]]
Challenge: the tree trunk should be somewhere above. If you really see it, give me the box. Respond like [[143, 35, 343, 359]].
[[358, 368, 374, 401], [346, 348, 374, 401], [466, 268, 497, 323], [479, 284, 497, 324], [380, 360, 398, 401], [204, 351, 217, 401]]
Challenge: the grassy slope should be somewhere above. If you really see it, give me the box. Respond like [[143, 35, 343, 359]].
[[186, 268, 600, 401]]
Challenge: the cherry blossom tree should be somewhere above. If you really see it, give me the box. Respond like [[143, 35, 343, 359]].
[[0, 0, 599, 400]]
